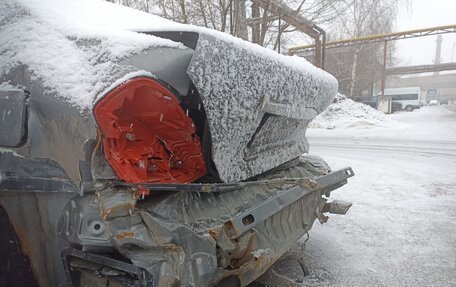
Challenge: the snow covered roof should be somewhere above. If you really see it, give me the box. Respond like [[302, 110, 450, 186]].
[[0, 0, 183, 109], [1, 0, 335, 112]]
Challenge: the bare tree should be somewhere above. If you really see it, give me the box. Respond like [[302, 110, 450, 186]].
[[324, 0, 402, 98], [108, 0, 348, 46], [107, 0, 403, 96], [248, 0, 346, 48]]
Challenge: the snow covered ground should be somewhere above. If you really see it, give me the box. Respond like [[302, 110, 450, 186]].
[[261, 106, 456, 286]]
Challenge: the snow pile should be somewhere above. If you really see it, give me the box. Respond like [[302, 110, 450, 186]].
[[447, 103, 456, 112], [309, 93, 400, 129]]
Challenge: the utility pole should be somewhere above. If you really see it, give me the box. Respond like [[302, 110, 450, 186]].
[[251, 3, 260, 44], [277, 15, 281, 53], [434, 35, 442, 75], [380, 40, 388, 101], [230, 0, 233, 35], [234, 0, 248, 40]]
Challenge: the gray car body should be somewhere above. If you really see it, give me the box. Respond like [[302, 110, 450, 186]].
[[0, 2, 350, 286]]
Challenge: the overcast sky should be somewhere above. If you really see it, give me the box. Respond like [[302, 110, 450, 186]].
[[395, 0, 456, 66]]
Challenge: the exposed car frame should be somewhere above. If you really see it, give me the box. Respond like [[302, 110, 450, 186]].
[[0, 1, 353, 286]]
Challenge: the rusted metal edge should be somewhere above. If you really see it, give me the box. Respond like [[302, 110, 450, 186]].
[[223, 167, 354, 239], [113, 168, 353, 195]]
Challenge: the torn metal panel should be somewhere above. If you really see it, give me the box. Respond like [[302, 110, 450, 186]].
[[323, 200, 353, 215], [58, 195, 113, 252], [56, 157, 352, 286], [0, 152, 78, 193]]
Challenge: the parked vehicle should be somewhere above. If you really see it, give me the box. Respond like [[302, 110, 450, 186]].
[[379, 87, 422, 111], [355, 96, 379, 109], [0, 0, 353, 286], [391, 101, 403, 113], [429, 99, 439, 106]]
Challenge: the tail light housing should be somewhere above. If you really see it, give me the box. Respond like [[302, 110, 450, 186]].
[[93, 77, 207, 184]]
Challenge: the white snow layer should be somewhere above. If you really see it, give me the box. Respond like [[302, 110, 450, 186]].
[[304, 106, 456, 285], [309, 94, 401, 129], [0, 0, 182, 110], [1, 0, 335, 113]]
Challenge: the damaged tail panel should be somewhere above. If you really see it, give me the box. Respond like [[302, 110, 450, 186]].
[[59, 156, 353, 286], [0, 1, 351, 287]]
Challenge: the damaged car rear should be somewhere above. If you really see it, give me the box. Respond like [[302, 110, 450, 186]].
[[0, 0, 353, 286]]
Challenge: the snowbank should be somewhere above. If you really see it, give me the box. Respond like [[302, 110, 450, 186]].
[[447, 103, 456, 112], [309, 94, 401, 129]]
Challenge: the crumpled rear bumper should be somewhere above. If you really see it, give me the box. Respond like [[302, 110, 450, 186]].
[[59, 157, 353, 286]]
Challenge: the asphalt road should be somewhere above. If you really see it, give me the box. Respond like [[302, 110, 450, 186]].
[[256, 106, 456, 286]]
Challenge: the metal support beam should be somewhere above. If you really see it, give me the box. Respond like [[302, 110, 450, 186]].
[[289, 24, 456, 54], [222, 167, 354, 239], [248, 0, 325, 67], [387, 62, 456, 75], [381, 41, 388, 100]]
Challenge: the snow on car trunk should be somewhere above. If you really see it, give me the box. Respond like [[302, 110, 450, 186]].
[[1, 0, 339, 182]]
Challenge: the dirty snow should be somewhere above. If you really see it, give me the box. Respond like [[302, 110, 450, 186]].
[[309, 94, 401, 129]]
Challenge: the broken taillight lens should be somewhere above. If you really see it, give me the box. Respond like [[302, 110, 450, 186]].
[[93, 77, 207, 184]]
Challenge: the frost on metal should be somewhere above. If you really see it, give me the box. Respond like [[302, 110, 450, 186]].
[[187, 34, 338, 182], [1, 0, 339, 182]]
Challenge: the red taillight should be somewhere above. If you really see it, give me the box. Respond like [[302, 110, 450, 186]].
[[93, 77, 207, 184]]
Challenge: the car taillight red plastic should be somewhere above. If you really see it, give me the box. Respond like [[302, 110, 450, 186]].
[[93, 77, 207, 186]]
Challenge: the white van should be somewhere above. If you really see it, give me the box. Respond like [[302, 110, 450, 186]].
[[378, 87, 421, 111]]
